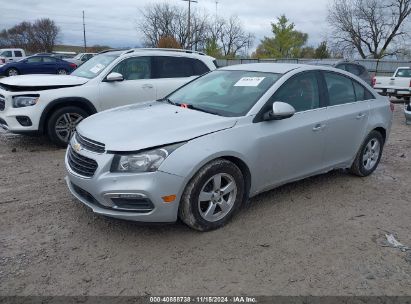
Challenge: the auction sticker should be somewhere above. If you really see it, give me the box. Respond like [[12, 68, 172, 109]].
[[234, 77, 265, 87], [89, 63, 105, 74]]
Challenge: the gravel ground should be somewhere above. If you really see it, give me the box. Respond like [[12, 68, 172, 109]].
[[0, 105, 410, 296]]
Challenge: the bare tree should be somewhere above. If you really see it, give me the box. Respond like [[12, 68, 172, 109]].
[[31, 18, 60, 52], [219, 16, 254, 58], [328, 0, 411, 59]]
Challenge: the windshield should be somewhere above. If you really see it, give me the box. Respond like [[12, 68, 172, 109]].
[[166, 70, 282, 117], [71, 54, 118, 79], [73, 54, 82, 60], [395, 69, 411, 78]]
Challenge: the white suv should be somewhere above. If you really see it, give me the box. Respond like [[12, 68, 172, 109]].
[[0, 48, 26, 65], [0, 49, 217, 146]]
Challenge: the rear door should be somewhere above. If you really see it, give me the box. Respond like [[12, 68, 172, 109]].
[[322, 71, 371, 168], [98, 56, 156, 110], [42, 56, 59, 73], [151, 56, 210, 99]]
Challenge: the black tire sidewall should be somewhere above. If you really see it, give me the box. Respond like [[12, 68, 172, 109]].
[[357, 131, 384, 176], [47, 106, 88, 147], [181, 160, 245, 231]]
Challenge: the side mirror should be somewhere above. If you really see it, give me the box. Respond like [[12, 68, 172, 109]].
[[263, 101, 296, 121], [105, 72, 124, 82]]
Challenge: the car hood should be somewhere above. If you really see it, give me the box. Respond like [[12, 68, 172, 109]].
[[77, 102, 238, 152], [0, 74, 88, 89]]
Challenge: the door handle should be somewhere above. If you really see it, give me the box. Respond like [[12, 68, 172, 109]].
[[312, 124, 324, 132], [356, 113, 366, 119], [142, 84, 153, 89]]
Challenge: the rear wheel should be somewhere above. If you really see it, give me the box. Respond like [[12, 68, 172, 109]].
[[179, 159, 245, 231], [6, 68, 19, 77], [57, 68, 67, 75], [46, 106, 88, 147], [349, 131, 384, 177]]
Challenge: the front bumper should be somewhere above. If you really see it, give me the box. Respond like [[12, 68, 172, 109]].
[[0, 92, 42, 132], [64, 141, 186, 223]]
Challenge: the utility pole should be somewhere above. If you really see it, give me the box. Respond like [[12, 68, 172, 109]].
[[82, 10, 87, 52], [182, 0, 197, 49], [215, 1, 218, 37]]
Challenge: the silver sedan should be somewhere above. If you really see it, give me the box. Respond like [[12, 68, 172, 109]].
[[65, 63, 393, 231]]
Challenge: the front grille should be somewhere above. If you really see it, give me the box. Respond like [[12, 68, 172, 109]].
[[0, 94, 5, 111], [75, 132, 105, 153], [67, 147, 98, 178]]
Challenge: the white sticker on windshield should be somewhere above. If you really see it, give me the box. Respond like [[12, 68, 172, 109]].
[[89, 63, 105, 74], [234, 77, 265, 87]]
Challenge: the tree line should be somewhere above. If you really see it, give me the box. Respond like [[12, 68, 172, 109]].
[[0, 18, 60, 53], [1, 0, 410, 59]]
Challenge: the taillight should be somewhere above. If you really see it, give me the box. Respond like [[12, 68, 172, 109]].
[[372, 77, 376, 87], [390, 102, 395, 112], [69, 63, 77, 69]]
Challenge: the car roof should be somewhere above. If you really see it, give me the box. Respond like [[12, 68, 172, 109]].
[[220, 63, 307, 74], [99, 48, 213, 59]]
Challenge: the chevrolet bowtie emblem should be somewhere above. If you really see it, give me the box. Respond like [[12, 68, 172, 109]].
[[73, 143, 81, 152]]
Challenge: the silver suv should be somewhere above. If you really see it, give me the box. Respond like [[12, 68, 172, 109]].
[[65, 63, 393, 231]]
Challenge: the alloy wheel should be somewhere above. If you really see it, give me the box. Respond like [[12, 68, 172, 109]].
[[362, 138, 381, 171], [8, 69, 18, 76], [54, 113, 84, 143], [198, 173, 238, 222]]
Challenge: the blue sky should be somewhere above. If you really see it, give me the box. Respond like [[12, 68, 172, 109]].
[[0, 0, 330, 50]]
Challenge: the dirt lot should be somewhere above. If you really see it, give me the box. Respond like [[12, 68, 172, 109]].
[[0, 105, 410, 297]]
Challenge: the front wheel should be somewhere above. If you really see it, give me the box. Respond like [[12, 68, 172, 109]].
[[46, 106, 88, 147], [350, 131, 384, 177], [179, 159, 245, 231]]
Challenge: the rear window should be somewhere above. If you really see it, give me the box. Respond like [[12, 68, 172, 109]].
[[153, 56, 210, 78], [14, 51, 23, 57]]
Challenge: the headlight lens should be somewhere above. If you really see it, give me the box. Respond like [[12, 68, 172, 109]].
[[13, 95, 39, 108], [111, 142, 186, 173]]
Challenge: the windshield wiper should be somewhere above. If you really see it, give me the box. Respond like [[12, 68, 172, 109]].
[[157, 98, 179, 106], [185, 104, 220, 116]]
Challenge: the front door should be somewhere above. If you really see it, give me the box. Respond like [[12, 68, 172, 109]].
[[253, 71, 328, 190], [98, 56, 156, 110]]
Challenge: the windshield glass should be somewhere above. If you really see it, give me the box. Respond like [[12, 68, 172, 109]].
[[395, 69, 411, 78], [71, 54, 118, 79], [73, 54, 82, 60], [167, 70, 282, 117]]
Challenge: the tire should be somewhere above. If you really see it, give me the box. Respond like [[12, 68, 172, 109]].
[[46, 106, 88, 147], [6, 68, 19, 77], [349, 130, 384, 177], [57, 68, 67, 75], [179, 159, 245, 231]]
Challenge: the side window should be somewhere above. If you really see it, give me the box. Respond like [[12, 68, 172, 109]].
[[14, 51, 23, 57], [27, 57, 43, 63], [153, 56, 195, 78], [43, 57, 57, 63], [324, 72, 356, 106], [272, 71, 320, 112], [335, 64, 346, 71], [192, 59, 210, 75], [346, 64, 361, 76], [111, 57, 151, 80], [1, 51, 13, 58]]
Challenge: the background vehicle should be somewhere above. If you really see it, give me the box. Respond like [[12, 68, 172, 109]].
[[0, 48, 26, 65], [0, 55, 77, 77], [308, 60, 372, 85], [65, 63, 393, 231], [373, 67, 411, 101], [65, 53, 96, 66], [0, 48, 216, 146]]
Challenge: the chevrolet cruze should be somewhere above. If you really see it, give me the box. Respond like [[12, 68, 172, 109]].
[[65, 63, 393, 231]]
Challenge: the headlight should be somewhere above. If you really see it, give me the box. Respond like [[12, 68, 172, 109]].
[[13, 95, 39, 108], [111, 142, 186, 173]]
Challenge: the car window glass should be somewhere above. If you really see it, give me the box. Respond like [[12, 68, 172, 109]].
[[27, 57, 43, 63], [353, 81, 366, 101], [14, 51, 23, 57], [43, 57, 57, 63], [111, 57, 151, 80], [324, 72, 356, 106], [271, 72, 320, 112], [1, 51, 13, 57], [153, 56, 196, 78], [395, 69, 411, 77], [346, 64, 361, 76], [193, 59, 210, 75], [335, 64, 346, 71], [71, 54, 118, 79]]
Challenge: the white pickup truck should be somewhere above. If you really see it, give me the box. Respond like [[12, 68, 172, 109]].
[[373, 67, 411, 101]]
